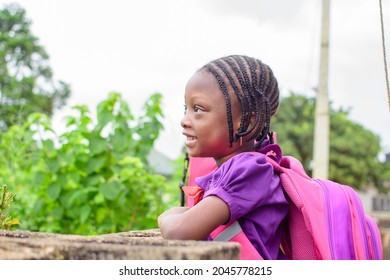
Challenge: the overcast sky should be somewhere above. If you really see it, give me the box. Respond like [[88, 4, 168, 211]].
[[1, 0, 389, 159]]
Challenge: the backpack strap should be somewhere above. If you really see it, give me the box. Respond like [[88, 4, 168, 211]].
[[211, 221, 242, 242], [210, 221, 264, 260]]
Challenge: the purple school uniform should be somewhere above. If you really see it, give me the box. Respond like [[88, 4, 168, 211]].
[[195, 147, 288, 260]]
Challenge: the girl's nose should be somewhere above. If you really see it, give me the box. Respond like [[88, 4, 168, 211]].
[[180, 113, 190, 128]]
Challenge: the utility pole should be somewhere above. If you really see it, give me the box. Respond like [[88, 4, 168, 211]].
[[313, 0, 330, 179]]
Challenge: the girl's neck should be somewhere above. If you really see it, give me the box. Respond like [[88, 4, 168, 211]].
[[214, 144, 255, 167]]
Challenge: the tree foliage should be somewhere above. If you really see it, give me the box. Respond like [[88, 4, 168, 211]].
[[272, 92, 390, 190], [0, 3, 70, 133], [0, 92, 174, 234]]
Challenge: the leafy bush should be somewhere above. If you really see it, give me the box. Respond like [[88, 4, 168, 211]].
[[0, 92, 176, 234]]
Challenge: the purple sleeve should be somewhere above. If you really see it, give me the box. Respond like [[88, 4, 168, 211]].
[[195, 153, 280, 223]]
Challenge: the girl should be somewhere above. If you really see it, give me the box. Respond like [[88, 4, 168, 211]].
[[158, 55, 288, 260]]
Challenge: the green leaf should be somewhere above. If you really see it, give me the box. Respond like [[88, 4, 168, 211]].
[[96, 208, 107, 223], [89, 137, 107, 155], [86, 174, 105, 186], [111, 128, 128, 152], [67, 189, 87, 206], [41, 139, 55, 152], [59, 152, 75, 167], [93, 192, 105, 204], [68, 171, 81, 184], [47, 184, 61, 200], [52, 206, 64, 219], [87, 230, 98, 236], [66, 206, 79, 219], [99, 181, 120, 200], [64, 116, 76, 127], [33, 172, 46, 186], [118, 99, 133, 120], [80, 205, 91, 224], [97, 97, 115, 127], [86, 155, 106, 174], [59, 191, 73, 208], [45, 158, 60, 172]]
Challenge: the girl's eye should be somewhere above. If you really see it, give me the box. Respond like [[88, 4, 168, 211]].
[[183, 104, 203, 114], [194, 105, 202, 112]]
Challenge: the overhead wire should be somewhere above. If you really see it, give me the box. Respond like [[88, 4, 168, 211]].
[[379, 0, 390, 111]]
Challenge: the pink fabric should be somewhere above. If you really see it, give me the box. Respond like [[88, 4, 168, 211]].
[[267, 155, 383, 260], [181, 186, 204, 207], [267, 156, 331, 259], [187, 157, 216, 186]]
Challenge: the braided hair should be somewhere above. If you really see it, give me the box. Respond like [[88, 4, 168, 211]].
[[200, 55, 279, 148]]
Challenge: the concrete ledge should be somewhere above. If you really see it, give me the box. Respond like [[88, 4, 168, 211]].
[[0, 230, 240, 260], [2, 228, 389, 260]]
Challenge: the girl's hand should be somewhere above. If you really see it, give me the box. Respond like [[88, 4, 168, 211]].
[[157, 195, 229, 240]]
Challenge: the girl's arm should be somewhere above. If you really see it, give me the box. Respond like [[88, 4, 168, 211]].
[[158, 195, 230, 240]]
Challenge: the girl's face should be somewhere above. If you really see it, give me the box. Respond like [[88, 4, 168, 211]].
[[181, 70, 246, 166]]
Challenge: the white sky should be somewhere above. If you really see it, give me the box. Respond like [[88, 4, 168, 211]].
[[1, 0, 390, 159]]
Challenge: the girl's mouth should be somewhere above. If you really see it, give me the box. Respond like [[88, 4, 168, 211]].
[[184, 135, 198, 148]]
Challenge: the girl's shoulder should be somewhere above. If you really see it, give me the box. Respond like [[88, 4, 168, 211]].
[[222, 151, 268, 170], [227, 140, 282, 168], [195, 141, 282, 188], [196, 152, 272, 187]]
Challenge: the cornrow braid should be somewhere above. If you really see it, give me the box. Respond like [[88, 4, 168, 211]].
[[214, 59, 248, 141], [201, 55, 279, 148], [224, 57, 253, 134], [205, 63, 235, 147], [243, 56, 269, 143], [235, 56, 263, 141]]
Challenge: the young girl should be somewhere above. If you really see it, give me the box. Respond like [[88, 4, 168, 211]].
[[158, 55, 288, 260]]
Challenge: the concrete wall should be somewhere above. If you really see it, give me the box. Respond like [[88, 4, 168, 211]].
[[0, 229, 240, 260], [1, 228, 389, 260]]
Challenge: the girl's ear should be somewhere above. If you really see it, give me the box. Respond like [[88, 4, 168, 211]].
[[249, 111, 256, 126], [234, 116, 242, 132], [246, 112, 256, 130], [234, 112, 255, 136]]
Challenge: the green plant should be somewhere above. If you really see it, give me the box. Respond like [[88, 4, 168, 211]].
[[0, 185, 19, 230], [0, 92, 175, 234]]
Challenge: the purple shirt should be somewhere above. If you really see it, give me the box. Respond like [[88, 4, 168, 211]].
[[195, 150, 288, 260]]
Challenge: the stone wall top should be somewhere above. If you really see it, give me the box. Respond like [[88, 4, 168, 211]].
[[0, 229, 240, 260]]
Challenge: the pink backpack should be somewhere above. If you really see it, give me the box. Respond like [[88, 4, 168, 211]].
[[181, 148, 383, 260]]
